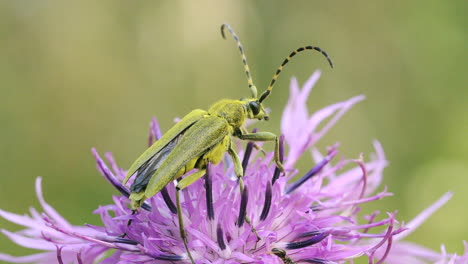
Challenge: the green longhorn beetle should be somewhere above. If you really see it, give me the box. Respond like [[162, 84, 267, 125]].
[[123, 24, 333, 263]]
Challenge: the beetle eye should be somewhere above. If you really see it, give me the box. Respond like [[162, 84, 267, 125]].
[[249, 101, 261, 115]]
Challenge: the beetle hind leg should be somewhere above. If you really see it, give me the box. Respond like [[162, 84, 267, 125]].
[[119, 210, 137, 238], [175, 169, 207, 264], [118, 193, 146, 238]]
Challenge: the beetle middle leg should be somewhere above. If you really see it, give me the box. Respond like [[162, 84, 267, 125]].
[[228, 145, 261, 241], [175, 169, 206, 264], [238, 131, 285, 172]]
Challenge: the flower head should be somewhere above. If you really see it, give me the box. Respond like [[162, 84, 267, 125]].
[[1, 71, 467, 264]]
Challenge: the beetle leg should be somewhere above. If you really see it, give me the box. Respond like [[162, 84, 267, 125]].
[[227, 145, 261, 241], [227, 145, 245, 191], [252, 143, 267, 156], [176, 169, 207, 191], [175, 169, 206, 264], [240, 127, 267, 156], [238, 132, 285, 173], [119, 210, 137, 238]]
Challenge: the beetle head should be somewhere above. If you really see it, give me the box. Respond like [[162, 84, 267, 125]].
[[242, 98, 269, 121]]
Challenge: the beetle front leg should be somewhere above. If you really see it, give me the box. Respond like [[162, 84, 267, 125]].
[[240, 127, 266, 156], [238, 132, 285, 173]]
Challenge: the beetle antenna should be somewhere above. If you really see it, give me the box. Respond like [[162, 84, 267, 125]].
[[221, 24, 257, 98], [258, 46, 334, 103]]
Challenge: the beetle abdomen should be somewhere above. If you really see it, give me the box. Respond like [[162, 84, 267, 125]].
[[202, 132, 231, 166]]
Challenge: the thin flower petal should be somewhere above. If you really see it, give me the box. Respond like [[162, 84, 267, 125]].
[[282, 79, 365, 168], [395, 192, 453, 241], [0, 252, 56, 263], [35, 177, 72, 230]]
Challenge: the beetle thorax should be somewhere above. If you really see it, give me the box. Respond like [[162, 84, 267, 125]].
[[208, 99, 247, 128]]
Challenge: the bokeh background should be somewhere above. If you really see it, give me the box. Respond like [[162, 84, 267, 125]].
[[0, 1, 466, 262]]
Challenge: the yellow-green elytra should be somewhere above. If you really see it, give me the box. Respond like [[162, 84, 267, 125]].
[[123, 23, 333, 264]]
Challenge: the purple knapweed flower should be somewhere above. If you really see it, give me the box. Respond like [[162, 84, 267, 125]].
[[1, 71, 467, 264]]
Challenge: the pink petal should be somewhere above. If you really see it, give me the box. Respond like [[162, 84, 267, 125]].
[[0, 252, 55, 263], [395, 192, 453, 241], [308, 95, 365, 144], [1, 230, 56, 250], [35, 177, 72, 230], [0, 209, 45, 230]]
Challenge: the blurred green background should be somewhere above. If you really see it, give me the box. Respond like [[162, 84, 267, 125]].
[[0, 0, 466, 262]]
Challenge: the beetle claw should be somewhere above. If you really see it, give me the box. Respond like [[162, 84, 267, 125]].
[[276, 161, 285, 173]]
